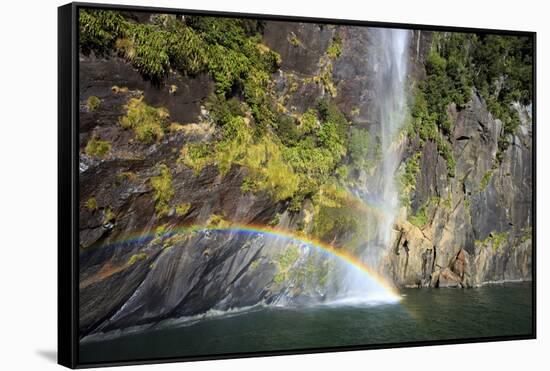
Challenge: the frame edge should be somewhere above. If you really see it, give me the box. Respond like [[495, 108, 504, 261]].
[[58, 2, 78, 369], [66, 3, 537, 368]]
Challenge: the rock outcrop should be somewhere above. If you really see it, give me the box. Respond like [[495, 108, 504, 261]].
[[381, 93, 532, 288]]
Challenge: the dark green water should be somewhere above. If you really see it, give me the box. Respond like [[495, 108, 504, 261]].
[[79, 283, 533, 364]]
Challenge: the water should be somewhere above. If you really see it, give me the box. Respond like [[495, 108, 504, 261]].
[[79, 283, 533, 364], [343, 28, 410, 293], [369, 28, 409, 252]]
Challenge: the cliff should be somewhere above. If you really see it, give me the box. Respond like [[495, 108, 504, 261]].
[[77, 11, 533, 338]]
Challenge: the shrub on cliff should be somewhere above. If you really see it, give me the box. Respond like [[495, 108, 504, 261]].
[[119, 96, 169, 143], [150, 164, 174, 217], [414, 32, 533, 169], [85, 136, 111, 158], [81, 10, 280, 128], [348, 128, 371, 169], [473, 35, 532, 161], [79, 9, 125, 56], [409, 205, 428, 228], [86, 95, 101, 111]]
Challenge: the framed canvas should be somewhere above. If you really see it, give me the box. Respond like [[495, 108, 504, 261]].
[[58, 2, 536, 368]]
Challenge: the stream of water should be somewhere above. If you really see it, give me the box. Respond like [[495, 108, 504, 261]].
[[338, 28, 410, 300]]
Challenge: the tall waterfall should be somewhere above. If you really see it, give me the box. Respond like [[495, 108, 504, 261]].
[[331, 28, 410, 304], [370, 28, 410, 261]]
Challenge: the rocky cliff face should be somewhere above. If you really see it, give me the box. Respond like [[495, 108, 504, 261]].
[[78, 13, 533, 338], [383, 93, 532, 288]]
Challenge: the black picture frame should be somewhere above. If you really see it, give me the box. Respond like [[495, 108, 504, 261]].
[[58, 2, 537, 368]]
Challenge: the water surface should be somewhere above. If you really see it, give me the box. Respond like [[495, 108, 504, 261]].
[[80, 283, 533, 364]]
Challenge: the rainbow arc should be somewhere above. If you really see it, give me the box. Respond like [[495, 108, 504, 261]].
[[88, 223, 401, 301]]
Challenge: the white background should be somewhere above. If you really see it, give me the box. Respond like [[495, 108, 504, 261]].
[[0, 0, 547, 369]]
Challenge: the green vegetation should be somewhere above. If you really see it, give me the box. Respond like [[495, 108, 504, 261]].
[[472, 35, 532, 162], [317, 61, 337, 97], [79, 9, 125, 56], [81, 10, 355, 214], [250, 259, 260, 270], [205, 94, 245, 127], [409, 33, 532, 176], [175, 203, 191, 217], [308, 36, 343, 98], [208, 115, 300, 201], [281, 101, 348, 208], [335, 165, 349, 181], [80, 11, 532, 240], [520, 227, 532, 244], [326, 35, 342, 59], [163, 232, 190, 249], [240, 176, 258, 193], [86, 95, 101, 111], [409, 205, 428, 228], [289, 80, 299, 94], [85, 197, 98, 212], [311, 183, 360, 241], [274, 247, 300, 284], [296, 257, 331, 287], [155, 224, 168, 236], [292, 256, 332, 288], [115, 26, 170, 80], [127, 253, 148, 266], [407, 32, 532, 186], [480, 170, 494, 191], [275, 114, 301, 146], [408, 87, 455, 177], [423, 35, 473, 129], [316, 100, 348, 156], [442, 197, 452, 210], [437, 138, 456, 177], [103, 207, 115, 224], [476, 230, 510, 251], [313, 35, 342, 97], [119, 96, 169, 143], [179, 142, 212, 175], [398, 152, 421, 207], [288, 33, 302, 47], [85, 136, 111, 158], [348, 128, 371, 169], [464, 197, 471, 211], [268, 213, 282, 227], [491, 231, 509, 251], [207, 214, 230, 228], [180, 99, 348, 209], [408, 90, 436, 142], [117, 171, 137, 183], [150, 164, 174, 217], [151, 224, 170, 246], [81, 10, 280, 128]]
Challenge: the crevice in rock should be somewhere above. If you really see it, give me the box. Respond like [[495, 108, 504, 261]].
[[403, 240, 409, 279]]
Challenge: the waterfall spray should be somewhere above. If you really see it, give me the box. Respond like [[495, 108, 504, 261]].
[[337, 28, 410, 302]]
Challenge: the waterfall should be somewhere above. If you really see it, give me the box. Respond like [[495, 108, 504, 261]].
[[373, 28, 410, 258], [331, 28, 410, 304]]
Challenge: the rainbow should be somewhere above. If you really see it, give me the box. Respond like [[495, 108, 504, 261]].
[[90, 223, 401, 301]]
